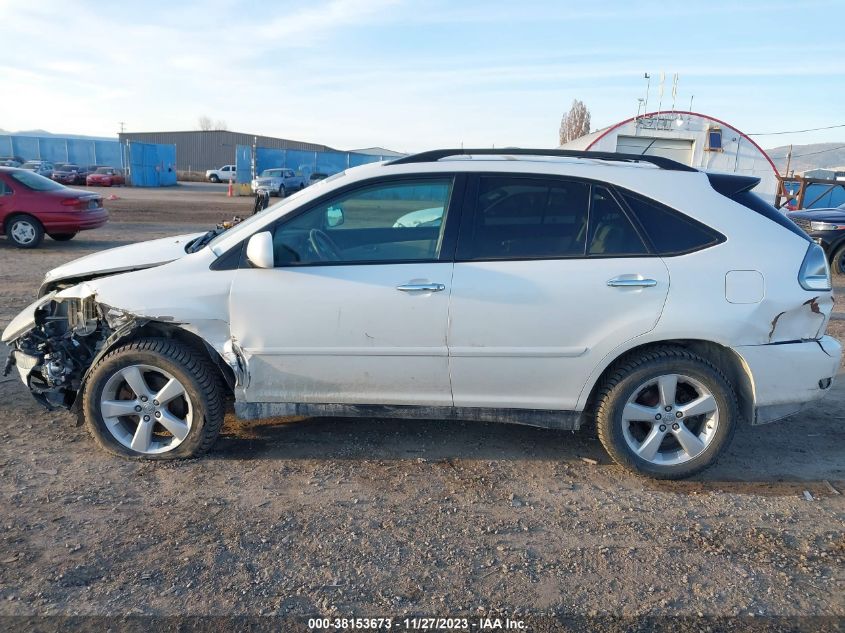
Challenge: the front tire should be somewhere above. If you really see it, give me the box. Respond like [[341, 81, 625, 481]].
[[830, 243, 845, 278], [6, 214, 44, 248], [595, 347, 738, 479], [82, 338, 224, 460], [209, 175, 220, 183], [278, 185, 286, 198]]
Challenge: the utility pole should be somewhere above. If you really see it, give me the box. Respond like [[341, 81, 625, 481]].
[[119, 121, 125, 135], [784, 144, 793, 177]]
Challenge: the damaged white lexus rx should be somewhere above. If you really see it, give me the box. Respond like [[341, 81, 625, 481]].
[[2, 149, 840, 479]]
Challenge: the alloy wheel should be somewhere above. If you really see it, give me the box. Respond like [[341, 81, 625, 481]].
[[99, 364, 193, 454], [621, 373, 719, 466]]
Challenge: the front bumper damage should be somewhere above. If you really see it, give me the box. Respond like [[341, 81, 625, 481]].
[[2, 287, 142, 411]]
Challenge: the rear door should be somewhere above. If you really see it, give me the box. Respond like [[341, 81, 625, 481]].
[[447, 174, 670, 410]]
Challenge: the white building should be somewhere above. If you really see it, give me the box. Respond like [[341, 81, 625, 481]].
[[561, 110, 779, 202]]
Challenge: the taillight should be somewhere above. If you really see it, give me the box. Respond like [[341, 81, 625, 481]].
[[61, 197, 94, 210], [798, 243, 831, 291]]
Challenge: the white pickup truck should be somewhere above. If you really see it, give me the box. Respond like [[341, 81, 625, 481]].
[[205, 165, 236, 183]]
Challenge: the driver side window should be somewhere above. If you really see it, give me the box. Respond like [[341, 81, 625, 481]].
[[271, 179, 453, 266]]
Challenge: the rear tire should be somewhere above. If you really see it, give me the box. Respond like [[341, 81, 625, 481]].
[[278, 185, 286, 198], [48, 232, 77, 241], [595, 346, 738, 479], [82, 338, 225, 460], [6, 214, 44, 248]]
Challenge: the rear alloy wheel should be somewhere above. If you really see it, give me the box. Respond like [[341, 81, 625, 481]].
[[209, 175, 220, 183], [83, 338, 224, 459], [595, 347, 738, 479], [48, 232, 78, 242], [6, 214, 44, 249]]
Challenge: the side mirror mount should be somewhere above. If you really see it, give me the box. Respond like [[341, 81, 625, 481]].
[[326, 206, 344, 228], [246, 231, 274, 269]]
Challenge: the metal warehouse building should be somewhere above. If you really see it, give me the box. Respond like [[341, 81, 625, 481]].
[[118, 130, 334, 173], [561, 110, 779, 202]]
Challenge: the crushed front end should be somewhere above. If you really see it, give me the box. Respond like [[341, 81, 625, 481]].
[[2, 289, 135, 410]]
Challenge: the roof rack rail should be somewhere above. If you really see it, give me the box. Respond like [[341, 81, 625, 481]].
[[386, 148, 698, 172]]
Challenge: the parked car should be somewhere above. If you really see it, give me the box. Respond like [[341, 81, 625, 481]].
[[51, 164, 86, 186], [0, 167, 108, 248], [393, 206, 444, 228], [205, 165, 236, 183], [86, 167, 125, 187], [308, 172, 329, 185], [789, 204, 845, 276], [251, 168, 306, 196], [2, 149, 839, 479], [20, 161, 55, 178], [0, 156, 25, 167]]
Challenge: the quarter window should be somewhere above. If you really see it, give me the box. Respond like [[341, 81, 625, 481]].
[[271, 179, 453, 265], [622, 192, 722, 255], [465, 177, 590, 259]]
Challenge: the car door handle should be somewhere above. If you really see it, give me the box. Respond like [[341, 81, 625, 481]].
[[396, 283, 446, 292], [607, 277, 657, 288]]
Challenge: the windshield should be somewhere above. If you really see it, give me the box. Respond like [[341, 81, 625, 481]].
[[95, 167, 113, 174], [21, 162, 41, 169], [59, 165, 79, 172], [12, 170, 64, 191], [259, 169, 281, 177]]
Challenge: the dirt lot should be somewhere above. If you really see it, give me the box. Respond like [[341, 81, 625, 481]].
[[0, 184, 842, 630]]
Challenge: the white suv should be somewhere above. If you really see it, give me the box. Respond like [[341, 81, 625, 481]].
[[3, 149, 840, 478]]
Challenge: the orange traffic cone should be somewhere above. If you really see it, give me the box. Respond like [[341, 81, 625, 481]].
[[227, 181, 234, 197]]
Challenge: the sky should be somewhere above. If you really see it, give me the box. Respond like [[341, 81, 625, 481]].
[[1, 0, 844, 153]]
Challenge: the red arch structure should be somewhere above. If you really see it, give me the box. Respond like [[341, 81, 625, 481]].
[[585, 110, 779, 176]]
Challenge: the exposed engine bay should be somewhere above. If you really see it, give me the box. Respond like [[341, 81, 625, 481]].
[[3, 294, 141, 410]]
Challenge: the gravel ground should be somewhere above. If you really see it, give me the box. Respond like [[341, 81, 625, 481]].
[[0, 185, 842, 631]]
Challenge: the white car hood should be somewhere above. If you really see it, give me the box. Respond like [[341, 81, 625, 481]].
[[43, 232, 204, 285]]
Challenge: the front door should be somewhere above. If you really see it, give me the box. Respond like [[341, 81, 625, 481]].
[[229, 176, 460, 406], [447, 175, 670, 410]]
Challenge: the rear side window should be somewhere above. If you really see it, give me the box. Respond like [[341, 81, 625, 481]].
[[588, 187, 648, 256], [465, 177, 589, 259], [622, 192, 723, 255]]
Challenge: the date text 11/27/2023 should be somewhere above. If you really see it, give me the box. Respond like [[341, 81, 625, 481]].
[[307, 617, 527, 630]]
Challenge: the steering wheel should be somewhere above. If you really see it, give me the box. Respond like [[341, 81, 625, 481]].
[[308, 229, 342, 262]]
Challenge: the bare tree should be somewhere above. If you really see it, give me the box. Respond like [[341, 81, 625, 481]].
[[198, 115, 214, 131], [214, 119, 228, 131], [559, 99, 591, 145]]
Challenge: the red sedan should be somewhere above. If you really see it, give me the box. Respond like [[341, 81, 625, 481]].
[[0, 167, 109, 248], [86, 166, 125, 187]]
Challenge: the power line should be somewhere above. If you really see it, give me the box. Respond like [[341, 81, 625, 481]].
[[748, 123, 845, 136], [787, 144, 845, 158]]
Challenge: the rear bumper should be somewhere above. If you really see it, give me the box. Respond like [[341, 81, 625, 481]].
[[41, 208, 109, 232], [734, 336, 842, 424]]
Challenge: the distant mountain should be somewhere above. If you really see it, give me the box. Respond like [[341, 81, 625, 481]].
[[765, 142, 845, 174], [0, 128, 116, 142]]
